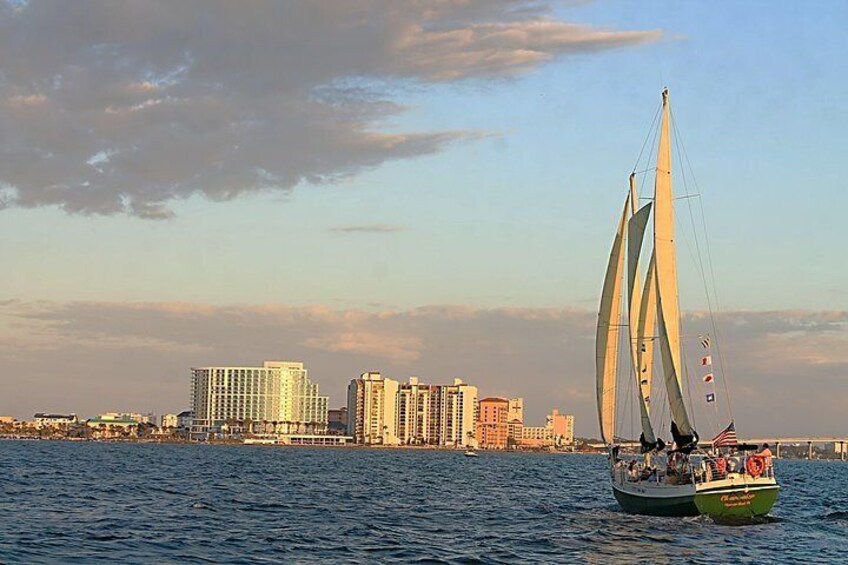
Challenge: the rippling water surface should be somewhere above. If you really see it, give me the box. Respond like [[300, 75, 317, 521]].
[[1, 441, 847, 563]]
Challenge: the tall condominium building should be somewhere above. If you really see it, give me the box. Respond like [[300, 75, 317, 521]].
[[441, 379, 478, 447], [191, 361, 328, 437], [396, 377, 442, 445], [347, 372, 400, 445], [477, 397, 509, 449]]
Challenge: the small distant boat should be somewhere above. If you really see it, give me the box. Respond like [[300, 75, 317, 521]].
[[595, 88, 779, 521], [464, 449, 478, 458]]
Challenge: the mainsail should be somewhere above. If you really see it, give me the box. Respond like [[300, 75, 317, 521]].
[[595, 196, 629, 445], [653, 88, 694, 436]]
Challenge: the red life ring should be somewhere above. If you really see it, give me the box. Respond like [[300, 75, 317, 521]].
[[746, 455, 765, 477]]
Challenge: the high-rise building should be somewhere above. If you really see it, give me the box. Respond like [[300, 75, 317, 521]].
[[190, 361, 328, 437], [347, 372, 400, 445], [441, 378, 478, 447], [477, 397, 509, 449], [396, 377, 442, 445]]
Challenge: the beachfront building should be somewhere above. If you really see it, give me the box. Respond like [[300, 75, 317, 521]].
[[327, 407, 348, 435], [96, 412, 155, 424], [396, 377, 442, 445], [347, 372, 400, 445], [33, 413, 79, 429], [176, 410, 194, 429], [441, 379, 478, 448], [547, 409, 575, 446], [190, 361, 329, 438], [161, 413, 178, 429], [86, 413, 139, 438], [477, 397, 509, 449], [518, 409, 575, 448], [520, 425, 553, 447]]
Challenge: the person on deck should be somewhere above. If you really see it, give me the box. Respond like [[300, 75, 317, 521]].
[[759, 443, 773, 474], [627, 460, 639, 481]]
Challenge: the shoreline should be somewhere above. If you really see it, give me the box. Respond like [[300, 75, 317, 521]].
[[0, 436, 601, 454]]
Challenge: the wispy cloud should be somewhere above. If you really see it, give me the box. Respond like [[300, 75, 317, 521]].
[[0, 1, 660, 218], [0, 300, 844, 437], [328, 224, 404, 234]]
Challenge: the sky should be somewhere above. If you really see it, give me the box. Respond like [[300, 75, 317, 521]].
[[0, 0, 845, 438]]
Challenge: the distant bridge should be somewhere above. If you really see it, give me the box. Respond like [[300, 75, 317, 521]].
[[588, 437, 848, 460], [745, 438, 848, 459]]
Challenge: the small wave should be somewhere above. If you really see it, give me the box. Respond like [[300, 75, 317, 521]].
[[192, 501, 216, 511], [822, 511, 848, 521]]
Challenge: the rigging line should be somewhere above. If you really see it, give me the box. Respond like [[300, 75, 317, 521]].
[[632, 167, 658, 176], [637, 105, 663, 202], [632, 103, 662, 174], [669, 105, 734, 421]]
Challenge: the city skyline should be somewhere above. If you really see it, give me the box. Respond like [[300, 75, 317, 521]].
[[1, 1, 846, 437]]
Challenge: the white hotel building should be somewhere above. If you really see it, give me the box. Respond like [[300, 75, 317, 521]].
[[191, 361, 328, 438]]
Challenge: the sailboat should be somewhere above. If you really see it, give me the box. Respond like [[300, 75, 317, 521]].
[[595, 88, 779, 521]]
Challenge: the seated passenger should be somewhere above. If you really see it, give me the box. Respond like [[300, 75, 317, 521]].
[[627, 460, 639, 481]]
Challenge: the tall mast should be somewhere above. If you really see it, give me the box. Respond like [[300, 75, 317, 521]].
[[653, 88, 694, 436]]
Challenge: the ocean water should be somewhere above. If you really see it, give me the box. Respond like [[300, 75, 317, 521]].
[[1, 442, 846, 564]]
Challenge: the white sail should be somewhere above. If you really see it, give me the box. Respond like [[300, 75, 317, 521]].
[[596, 195, 629, 445], [653, 88, 694, 436], [627, 198, 656, 444], [637, 251, 657, 417]]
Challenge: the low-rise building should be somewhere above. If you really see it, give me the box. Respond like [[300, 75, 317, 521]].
[[33, 413, 79, 429], [161, 414, 179, 429], [520, 425, 553, 447], [177, 410, 194, 429], [547, 409, 574, 446], [86, 414, 139, 438], [327, 407, 348, 435], [518, 409, 575, 448], [507, 419, 524, 446]]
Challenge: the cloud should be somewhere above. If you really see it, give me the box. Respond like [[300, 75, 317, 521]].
[[0, 0, 661, 218], [328, 224, 404, 234], [1, 300, 845, 438]]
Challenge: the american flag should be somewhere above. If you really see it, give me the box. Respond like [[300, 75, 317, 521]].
[[712, 421, 738, 448]]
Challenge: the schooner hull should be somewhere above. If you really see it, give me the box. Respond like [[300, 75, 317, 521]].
[[694, 483, 779, 522], [611, 482, 699, 517]]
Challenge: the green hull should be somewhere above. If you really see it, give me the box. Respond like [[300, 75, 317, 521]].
[[612, 485, 699, 517], [694, 484, 779, 523]]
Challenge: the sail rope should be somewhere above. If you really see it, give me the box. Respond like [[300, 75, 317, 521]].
[[669, 105, 735, 423], [632, 103, 662, 174]]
